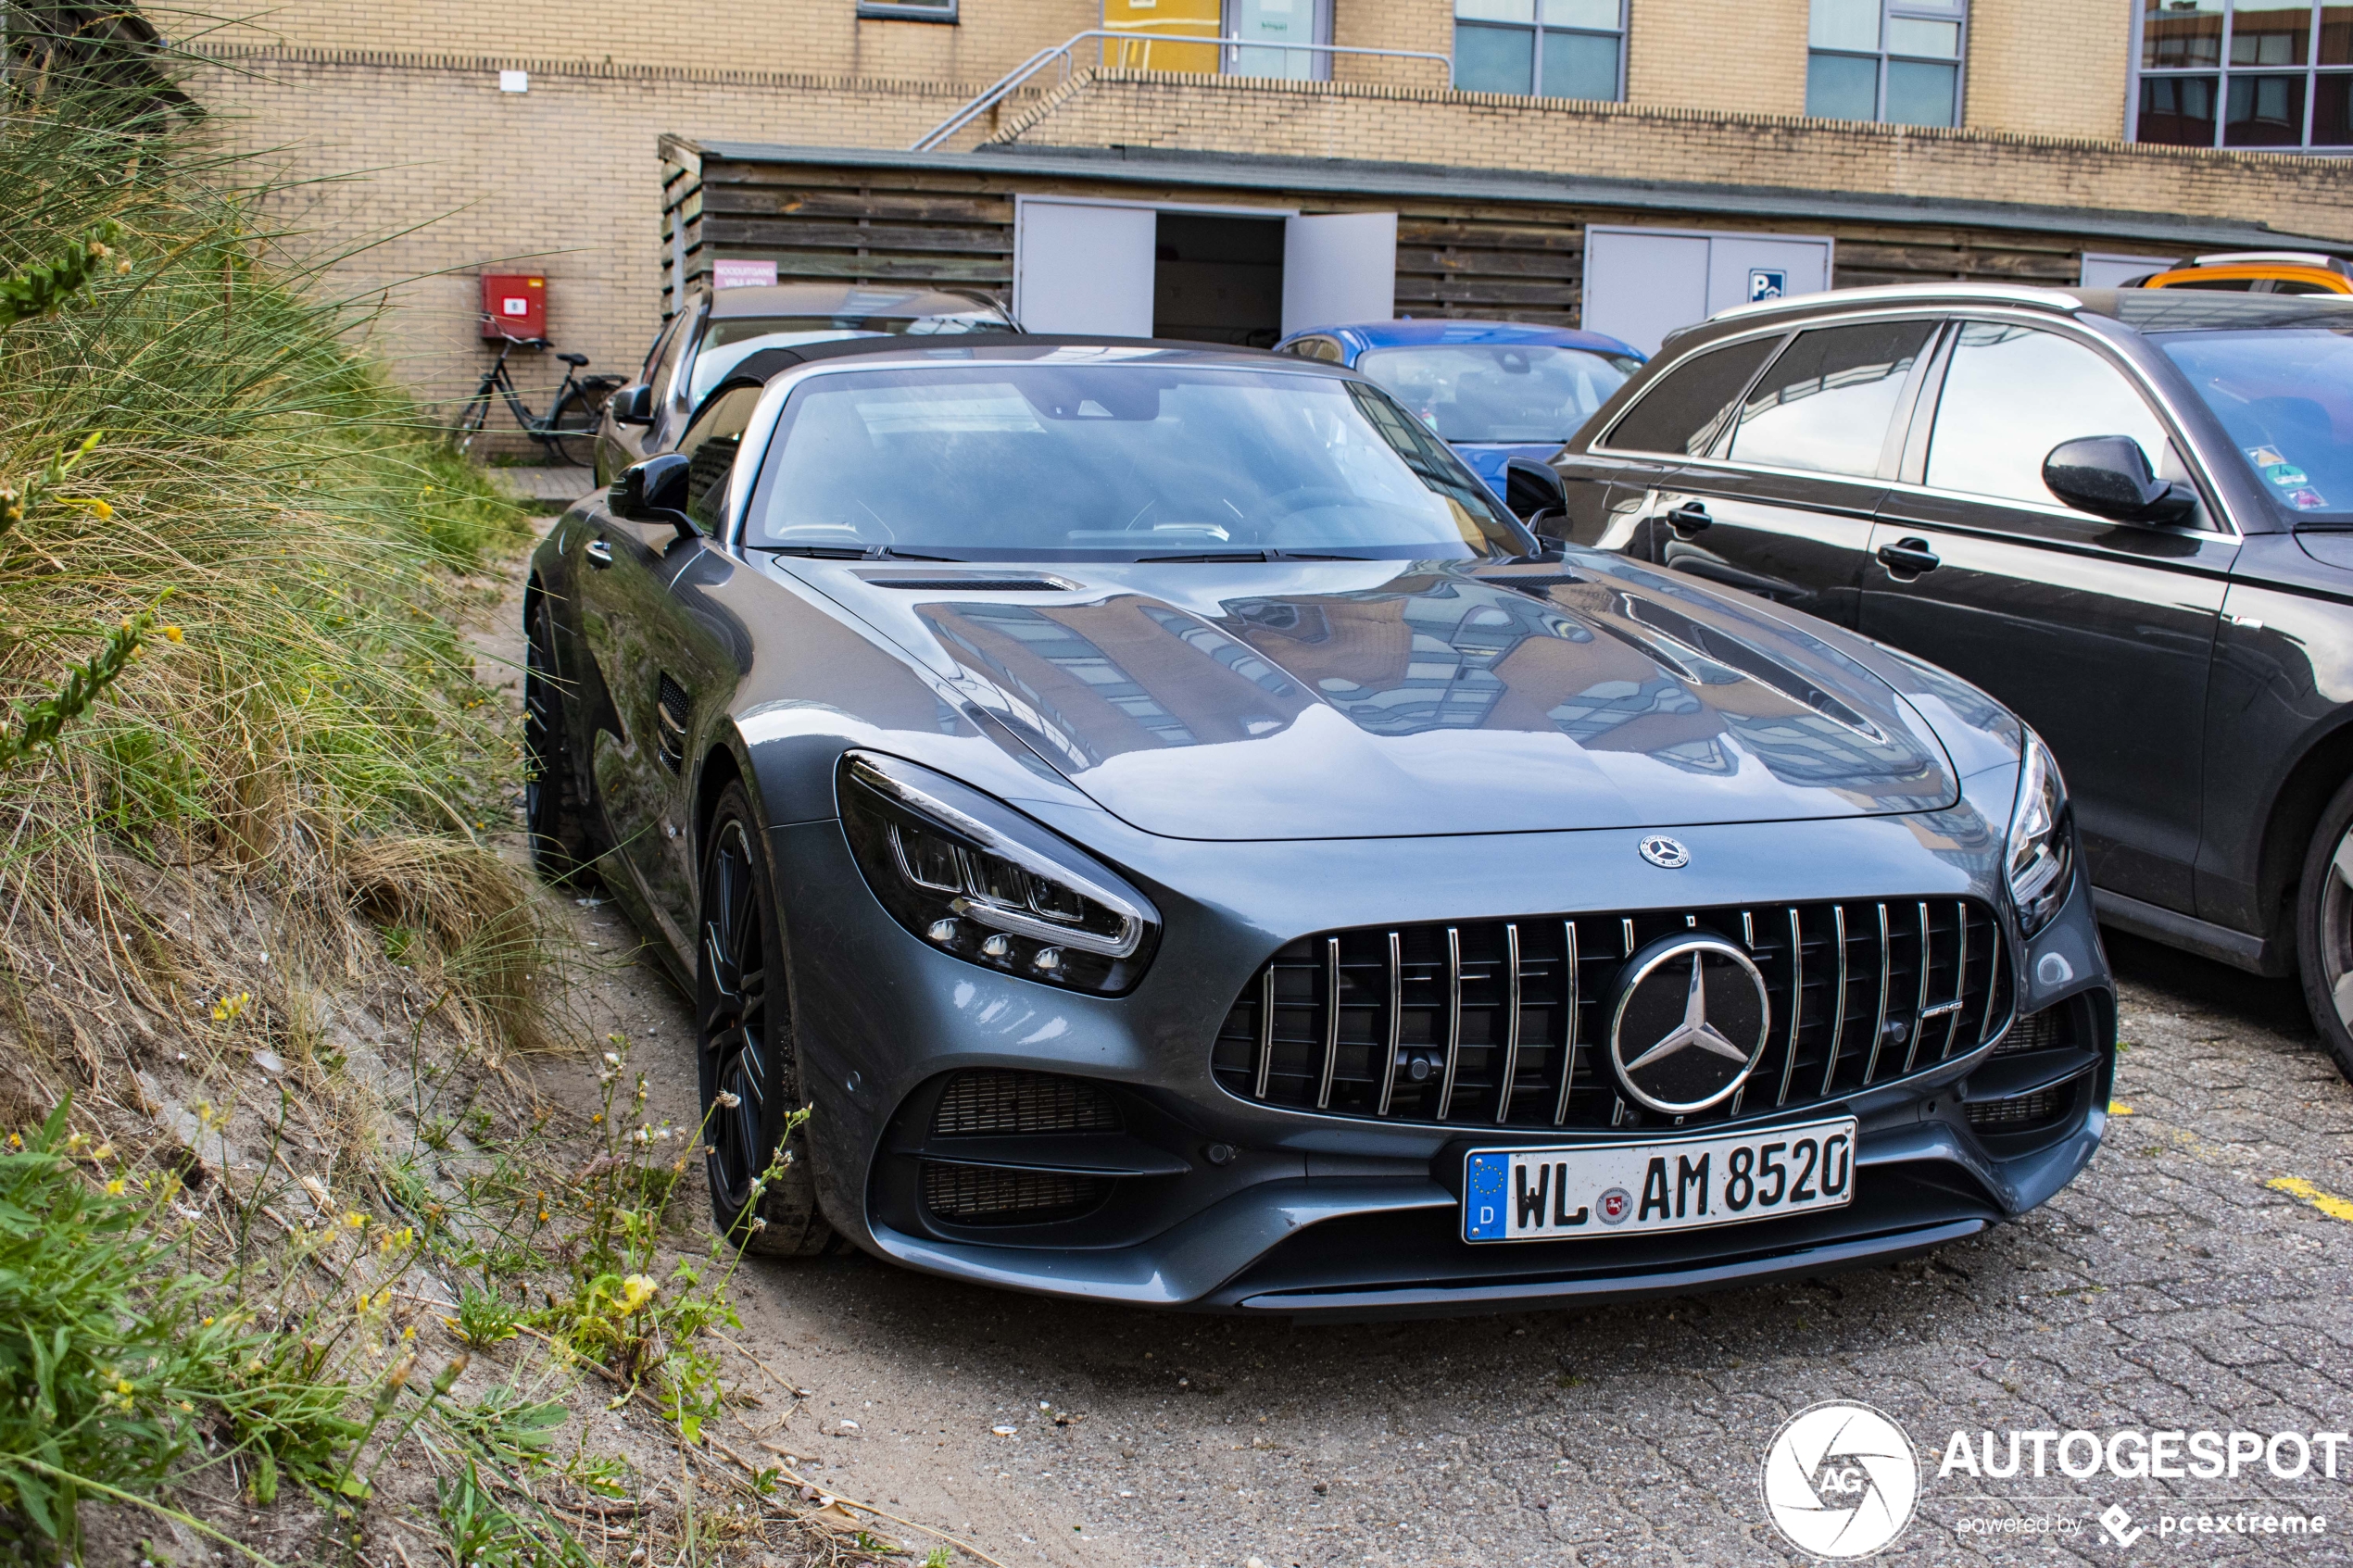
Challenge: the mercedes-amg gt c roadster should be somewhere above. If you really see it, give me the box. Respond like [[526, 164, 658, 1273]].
[[522, 337, 2113, 1316]]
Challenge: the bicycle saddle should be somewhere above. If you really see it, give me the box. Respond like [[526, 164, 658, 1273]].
[[557, 352, 589, 367]]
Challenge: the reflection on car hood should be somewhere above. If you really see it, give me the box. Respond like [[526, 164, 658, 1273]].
[[794, 554, 1958, 842]]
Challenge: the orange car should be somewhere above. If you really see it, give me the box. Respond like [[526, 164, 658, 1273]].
[[2132, 250, 2353, 295]]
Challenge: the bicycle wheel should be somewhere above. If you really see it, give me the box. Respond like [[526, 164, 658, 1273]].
[[545, 384, 602, 468], [453, 387, 493, 453]]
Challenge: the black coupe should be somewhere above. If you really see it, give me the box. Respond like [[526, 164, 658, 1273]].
[[523, 338, 2113, 1314]]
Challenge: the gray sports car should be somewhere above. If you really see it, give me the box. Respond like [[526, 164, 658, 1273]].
[[523, 338, 2114, 1316]]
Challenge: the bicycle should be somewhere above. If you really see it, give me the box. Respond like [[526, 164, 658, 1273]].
[[453, 336, 622, 467]]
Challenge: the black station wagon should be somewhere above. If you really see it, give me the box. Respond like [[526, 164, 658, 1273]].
[[1536, 283, 2353, 1078]]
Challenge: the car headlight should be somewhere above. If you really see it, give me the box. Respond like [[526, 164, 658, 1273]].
[[837, 751, 1160, 995], [2005, 731, 2073, 938]]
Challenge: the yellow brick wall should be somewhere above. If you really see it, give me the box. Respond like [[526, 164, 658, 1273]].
[[995, 70, 2353, 242], [193, 56, 971, 423], [1964, 0, 2130, 140], [204, 0, 1099, 84], [1626, 0, 1809, 117]]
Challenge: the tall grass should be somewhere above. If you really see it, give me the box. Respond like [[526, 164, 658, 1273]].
[[0, 76, 548, 1057]]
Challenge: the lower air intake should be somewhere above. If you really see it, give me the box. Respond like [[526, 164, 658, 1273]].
[[920, 1163, 1112, 1225], [931, 1070, 1121, 1136], [1967, 1087, 2063, 1129]]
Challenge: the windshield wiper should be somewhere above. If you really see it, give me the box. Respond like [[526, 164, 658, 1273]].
[[754, 544, 969, 561], [1134, 548, 1383, 563]]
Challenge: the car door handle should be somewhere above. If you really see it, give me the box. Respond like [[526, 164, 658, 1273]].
[[1876, 537, 1941, 576], [585, 539, 614, 570], [1666, 501, 1711, 536]]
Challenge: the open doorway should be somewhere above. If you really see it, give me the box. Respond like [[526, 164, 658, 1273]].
[[1152, 213, 1285, 347]]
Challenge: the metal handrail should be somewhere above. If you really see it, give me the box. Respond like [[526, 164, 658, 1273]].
[[910, 29, 1453, 152]]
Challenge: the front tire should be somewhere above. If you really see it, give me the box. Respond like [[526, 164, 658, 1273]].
[[522, 594, 595, 883], [697, 783, 834, 1256], [2294, 774, 2353, 1083]]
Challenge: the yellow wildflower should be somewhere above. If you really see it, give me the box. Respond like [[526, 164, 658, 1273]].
[[162, 625, 182, 644], [615, 1274, 658, 1315], [105, 1179, 126, 1197]]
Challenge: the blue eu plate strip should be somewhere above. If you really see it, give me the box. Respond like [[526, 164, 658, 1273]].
[[1464, 1151, 1509, 1242]]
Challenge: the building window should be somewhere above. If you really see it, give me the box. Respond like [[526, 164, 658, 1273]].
[[1805, 0, 1967, 126], [2133, 0, 2353, 148], [858, 0, 956, 19], [1453, 0, 1626, 102]]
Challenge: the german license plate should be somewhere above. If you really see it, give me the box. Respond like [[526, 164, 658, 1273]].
[[1461, 1117, 1856, 1243]]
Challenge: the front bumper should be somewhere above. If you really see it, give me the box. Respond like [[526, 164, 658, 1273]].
[[771, 804, 2113, 1318]]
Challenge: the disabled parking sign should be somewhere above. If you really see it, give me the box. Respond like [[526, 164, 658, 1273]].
[[1750, 268, 1787, 302]]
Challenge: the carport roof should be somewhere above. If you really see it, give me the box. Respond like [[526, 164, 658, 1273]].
[[668, 138, 2353, 258]]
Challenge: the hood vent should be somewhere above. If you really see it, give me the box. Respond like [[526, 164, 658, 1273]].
[[855, 571, 1081, 593]]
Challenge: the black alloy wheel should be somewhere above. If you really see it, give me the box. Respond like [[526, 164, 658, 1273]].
[[2297, 775, 2353, 1084], [698, 783, 834, 1256], [522, 594, 595, 882]]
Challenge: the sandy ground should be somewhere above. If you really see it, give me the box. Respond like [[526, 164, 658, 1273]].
[[476, 527, 2353, 1566]]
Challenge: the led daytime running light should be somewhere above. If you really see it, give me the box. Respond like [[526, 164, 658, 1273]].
[[849, 754, 1147, 959]]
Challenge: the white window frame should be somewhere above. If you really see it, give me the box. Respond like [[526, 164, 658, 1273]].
[[1450, 0, 1629, 103], [857, 0, 956, 21], [1805, 0, 1969, 126], [2126, 0, 2353, 152]]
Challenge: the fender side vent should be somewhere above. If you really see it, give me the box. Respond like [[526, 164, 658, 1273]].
[[932, 1070, 1120, 1136], [655, 674, 690, 774]]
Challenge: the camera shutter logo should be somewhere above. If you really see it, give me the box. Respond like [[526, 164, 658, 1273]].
[[1760, 1401, 1919, 1560]]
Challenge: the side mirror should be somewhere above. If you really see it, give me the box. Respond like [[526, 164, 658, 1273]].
[[609, 454, 698, 540], [1504, 457, 1567, 523], [2042, 436, 2197, 525], [610, 383, 656, 427]]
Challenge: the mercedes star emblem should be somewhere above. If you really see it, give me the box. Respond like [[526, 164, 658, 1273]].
[[1608, 934, 1770, 1114], [1638, 834, 1690, 869]]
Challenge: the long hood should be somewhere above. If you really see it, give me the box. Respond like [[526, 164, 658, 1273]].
[[786, 555, 1957, 842]]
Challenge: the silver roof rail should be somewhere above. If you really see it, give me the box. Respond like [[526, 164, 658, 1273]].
[[1702, 282, 2087, 330]]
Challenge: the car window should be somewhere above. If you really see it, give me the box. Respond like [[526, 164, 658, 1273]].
[[651, 307, 697, 416], [639, 319, 679, 384], [1727, 320, 1934, 479], [1355, 342, 1640, 444], [1599, 335, 1780, 457], [675, 383, 764, 531], [1284, 335, 1345, 361], [1925, 323, 2174, 510]]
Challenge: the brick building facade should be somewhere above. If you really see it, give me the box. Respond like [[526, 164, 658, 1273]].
[[187, 0, 2353, 421]]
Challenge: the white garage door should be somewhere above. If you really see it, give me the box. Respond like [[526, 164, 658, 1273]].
[[1013, 200, 1157, 336], [1583, 227, 1834, 355]]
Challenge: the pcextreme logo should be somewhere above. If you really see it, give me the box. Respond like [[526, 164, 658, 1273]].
[[1760, 1400, 1921, 1560]]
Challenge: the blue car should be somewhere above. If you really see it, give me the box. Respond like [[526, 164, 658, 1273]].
[[1275, 319, 1643, 504]]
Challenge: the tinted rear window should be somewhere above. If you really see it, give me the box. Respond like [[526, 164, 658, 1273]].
[[1728, 320, 1935, 478], [1600, 335, 1780, 457]]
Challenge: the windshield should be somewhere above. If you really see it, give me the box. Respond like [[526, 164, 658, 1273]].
[[2159, 327, 2353, 522], [688, 310, 1007, 405], [743, 362, 1534, 561], [1355, 342, 1641, 444]]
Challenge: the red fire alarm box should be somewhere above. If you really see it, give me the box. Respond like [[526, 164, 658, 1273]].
[[479, 274, 547, 342]]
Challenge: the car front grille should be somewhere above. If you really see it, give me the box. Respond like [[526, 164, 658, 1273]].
[[1212, 897, 2009, 1132]]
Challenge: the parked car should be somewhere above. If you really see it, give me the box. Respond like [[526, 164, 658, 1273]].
[[1537, 282, 2353, 1075], [595, 282, 1018, 483], [1275, 319, 1642, 510], [2129, 251, 2353, 295], [524, 334, 2111, 1311]]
